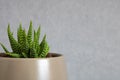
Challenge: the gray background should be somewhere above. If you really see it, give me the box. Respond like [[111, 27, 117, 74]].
[[0, 0, 120, 80]]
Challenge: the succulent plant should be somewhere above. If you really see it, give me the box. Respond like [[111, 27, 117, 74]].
[[0, 21, 50, 58]]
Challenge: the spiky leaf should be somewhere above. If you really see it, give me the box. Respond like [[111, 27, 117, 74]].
[[22, 52, 28, 58], [39, 35, 49, 58], [37, 26, 40, 42], [0, 21, 50, 58], [6, 53, 21, 58], [17, 23, 23, 44], [30, 45, 37, 58], [7, 24, 20, 53], [27, 21, 33, 47], [0, 43, 9, 53], [34, 30, 37, 47]]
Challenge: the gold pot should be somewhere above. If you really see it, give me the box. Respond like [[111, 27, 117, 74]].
[[0, 53, 67, 80]]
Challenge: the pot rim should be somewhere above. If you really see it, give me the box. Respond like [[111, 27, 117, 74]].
[[0, 53, 64, 60]]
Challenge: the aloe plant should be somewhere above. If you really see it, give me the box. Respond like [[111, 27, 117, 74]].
[[0, 21, 50, 58]]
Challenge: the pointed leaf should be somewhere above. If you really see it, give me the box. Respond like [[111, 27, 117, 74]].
[[7, 24, 20, 53], [34, 30, 37, 48], [21, 29, 28, 52], [37, 26, 40, 42], [6, 53, 21, 58], [22, 52, 28, 58], [39, 35, 49, 58], [30, 46, 36, 58], [27, 21, 33, 47], [17, 23, 23, 44], [0, 43, 9, 53]]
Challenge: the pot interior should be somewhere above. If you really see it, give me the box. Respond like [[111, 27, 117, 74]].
[[0, 53, 62, 58]]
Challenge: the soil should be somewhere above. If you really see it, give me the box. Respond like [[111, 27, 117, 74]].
[[0, 53, 61, 58]]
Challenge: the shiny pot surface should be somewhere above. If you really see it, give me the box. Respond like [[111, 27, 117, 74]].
[[0, 53, 67, 80]]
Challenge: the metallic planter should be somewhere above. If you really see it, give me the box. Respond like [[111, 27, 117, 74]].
[[0, 53, 67, 80]]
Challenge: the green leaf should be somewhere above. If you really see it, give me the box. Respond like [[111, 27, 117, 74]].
[[30, 46, 36, 58], [34, 31, 37, 42], [17, 24, 29, 54], [21, 29, 28, 52], [17, 24, 27, 46], [22, 52, 28, 58], [39, 35, 49, 58], [6, 53, 21, 58], [7, 24, 20, 53], [40, 42, 49, 58], [36, 26, 41, 53], [37, 26, 40, 42], [33, 30, 38, 48], [27, 21, 33, 47], [4, 21, 50, 58], [17, 23, 22, 43], [0, 43, 9, 53], [34, 53, 38, 58]]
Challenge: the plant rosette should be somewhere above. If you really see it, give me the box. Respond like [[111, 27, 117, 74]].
[[0, 21, 67, 80]]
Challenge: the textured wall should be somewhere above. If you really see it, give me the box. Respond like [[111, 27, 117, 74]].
[[0, 0, 120, 80]]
